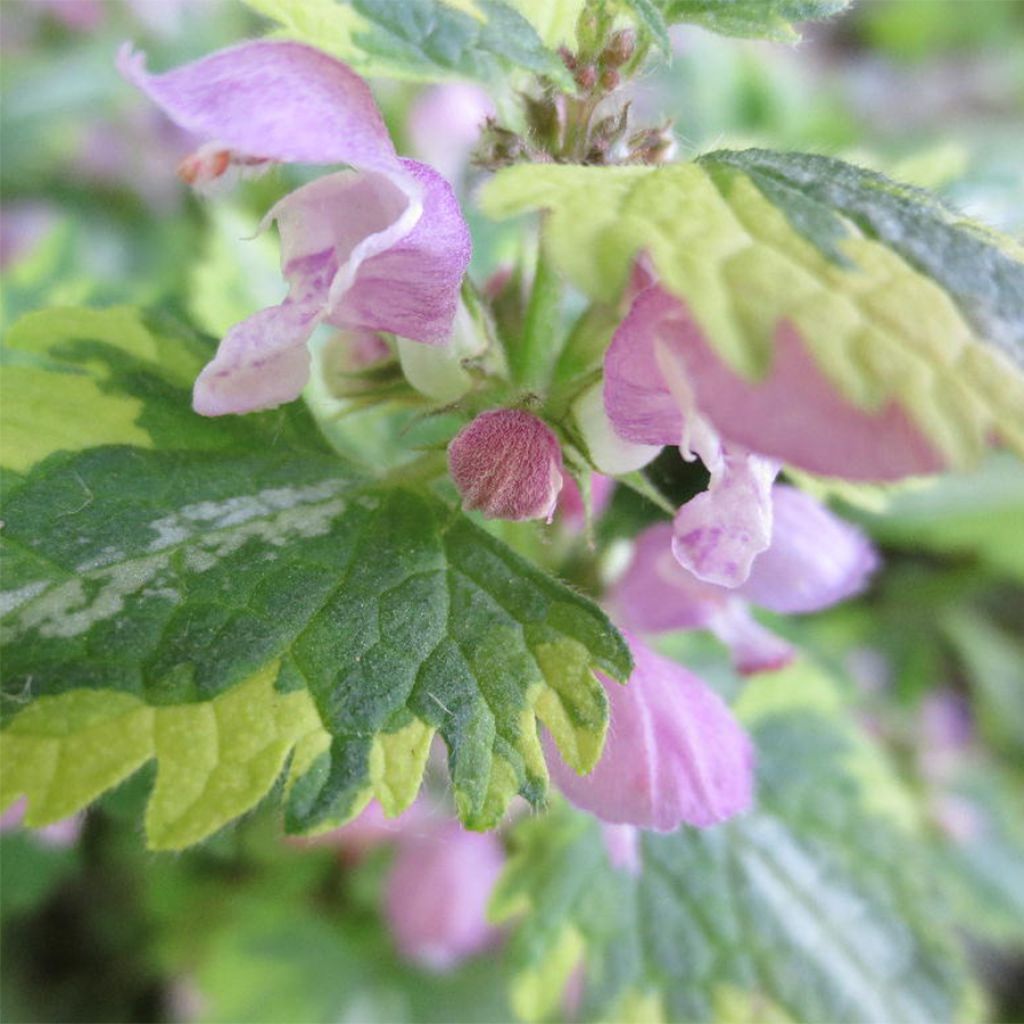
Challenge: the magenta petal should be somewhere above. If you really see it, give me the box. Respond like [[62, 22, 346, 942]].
[[548, 634, 755, 831], [672, 451, 778, 588], [706, 601, 796, 676], [328, 160, 471, 344], [193, 299, 320, 416], [117, 40, 397, 170], [611, 522, 724, 634], [603, 287, 689, 446], [384, 824, 505, 971], [670, 312, 945, 481], [737, 485, 880, 613]]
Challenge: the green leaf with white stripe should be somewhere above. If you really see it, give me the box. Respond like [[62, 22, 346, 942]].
[[1, 306, 629, 846], [494, 663, 980, 1023]]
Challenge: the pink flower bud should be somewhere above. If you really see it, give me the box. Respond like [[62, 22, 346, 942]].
[[558, 473, 614, 529], [546, 632, 754, 831], [448, 409, 564, 521], [384, 824, 505, 971]]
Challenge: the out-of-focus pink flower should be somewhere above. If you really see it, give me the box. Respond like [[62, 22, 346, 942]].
[[0, 202, 58, 270], [120, 41, 470, 416], [558, 473, 614, 529], [603, 284, 943, 586], [448, 409, 564, 521], [384, 823, 505, 971], [407, 83, 495, 183], [34, 0, 104, 31], [600, 822, 640, 874], [0, 798, 83, 848], [288, 799, 435, 858], [546, 632, 754, 831], [917, 689, 974, 784], [612, 485, 879, 673]]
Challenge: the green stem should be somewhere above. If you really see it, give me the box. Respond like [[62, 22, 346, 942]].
[[512, 238, 563, 390]]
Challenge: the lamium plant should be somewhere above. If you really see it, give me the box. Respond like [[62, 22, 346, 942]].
[[1, 1, 1023, 1021]]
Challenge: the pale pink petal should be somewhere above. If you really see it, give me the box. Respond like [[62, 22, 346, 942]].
[[672, 450, 778, 588], [385, 824, 505, 971], [449, 409, 564, 521], [737, 485, 880, 613], [547, 633, 755, 831], [706, 601, 795, 676], [611, 522, 724, 635], [117, 40, 397, 171], [0, 798, 83, 848], [288, 798, 435, 856], [327, 160, 471, 344], [192, 294, 322, 416]]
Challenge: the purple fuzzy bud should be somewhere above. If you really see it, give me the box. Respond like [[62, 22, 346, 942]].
[[449, 409, 564, 521]]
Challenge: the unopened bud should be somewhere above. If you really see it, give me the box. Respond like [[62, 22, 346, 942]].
[[574, 64, 597, 92], [603, 29, 636, 68], [448, 409, 564, 521], [599, 67, 620, 92], [558, 46, 578, 72]]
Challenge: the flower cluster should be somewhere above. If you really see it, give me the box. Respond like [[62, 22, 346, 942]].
[[123, 39, 932, 845]]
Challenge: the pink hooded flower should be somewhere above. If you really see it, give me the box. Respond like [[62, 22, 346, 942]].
[[448, 409, 565, 521], [546, 632, 754, 831], [384, 823, 505, 971], [611, 484, 879, 673], [604, 285, 942, 586], [119, 41, 471, 415]]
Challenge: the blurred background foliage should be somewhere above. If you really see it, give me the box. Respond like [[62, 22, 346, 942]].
[[1, 1, 1022, 1021]]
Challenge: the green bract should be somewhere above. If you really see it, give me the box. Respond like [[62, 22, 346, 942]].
[[0, 307, 630, 848], [479, 153, 1024, 469], [493, 663, 981, 1023]]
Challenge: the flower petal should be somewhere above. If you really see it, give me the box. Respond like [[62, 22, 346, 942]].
[[117, 40, 397, 171], [384, 823, 505, 971], [573, 382, 660, 475], [737, 485, 880, 613], [611, 522, 724, 635], [706, 601, 795, 676], [547, 633, 755, 831], [672, 450, 778, 588], [327, 160, 471, 344], [604, 286, 944, 480]]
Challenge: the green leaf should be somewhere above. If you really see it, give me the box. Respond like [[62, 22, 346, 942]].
[[0, 306, 327, 474], [1, 445, 627, 841], [1, 307, 629, 844], [244, 0, 571, 86], [494, 662, 979, 1023], [479, 157, 1024, 469], [654, 0, 851, 41]]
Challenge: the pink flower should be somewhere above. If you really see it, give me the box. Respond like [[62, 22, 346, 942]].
[[448, 409, 564, 521], [603, 285, 942, 586], [546, 632, 754, 831], [119, 41, 471, 416], [288, 798, 434, 858], [612, 485, 879, 674], [384, 823, 505, 971]]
